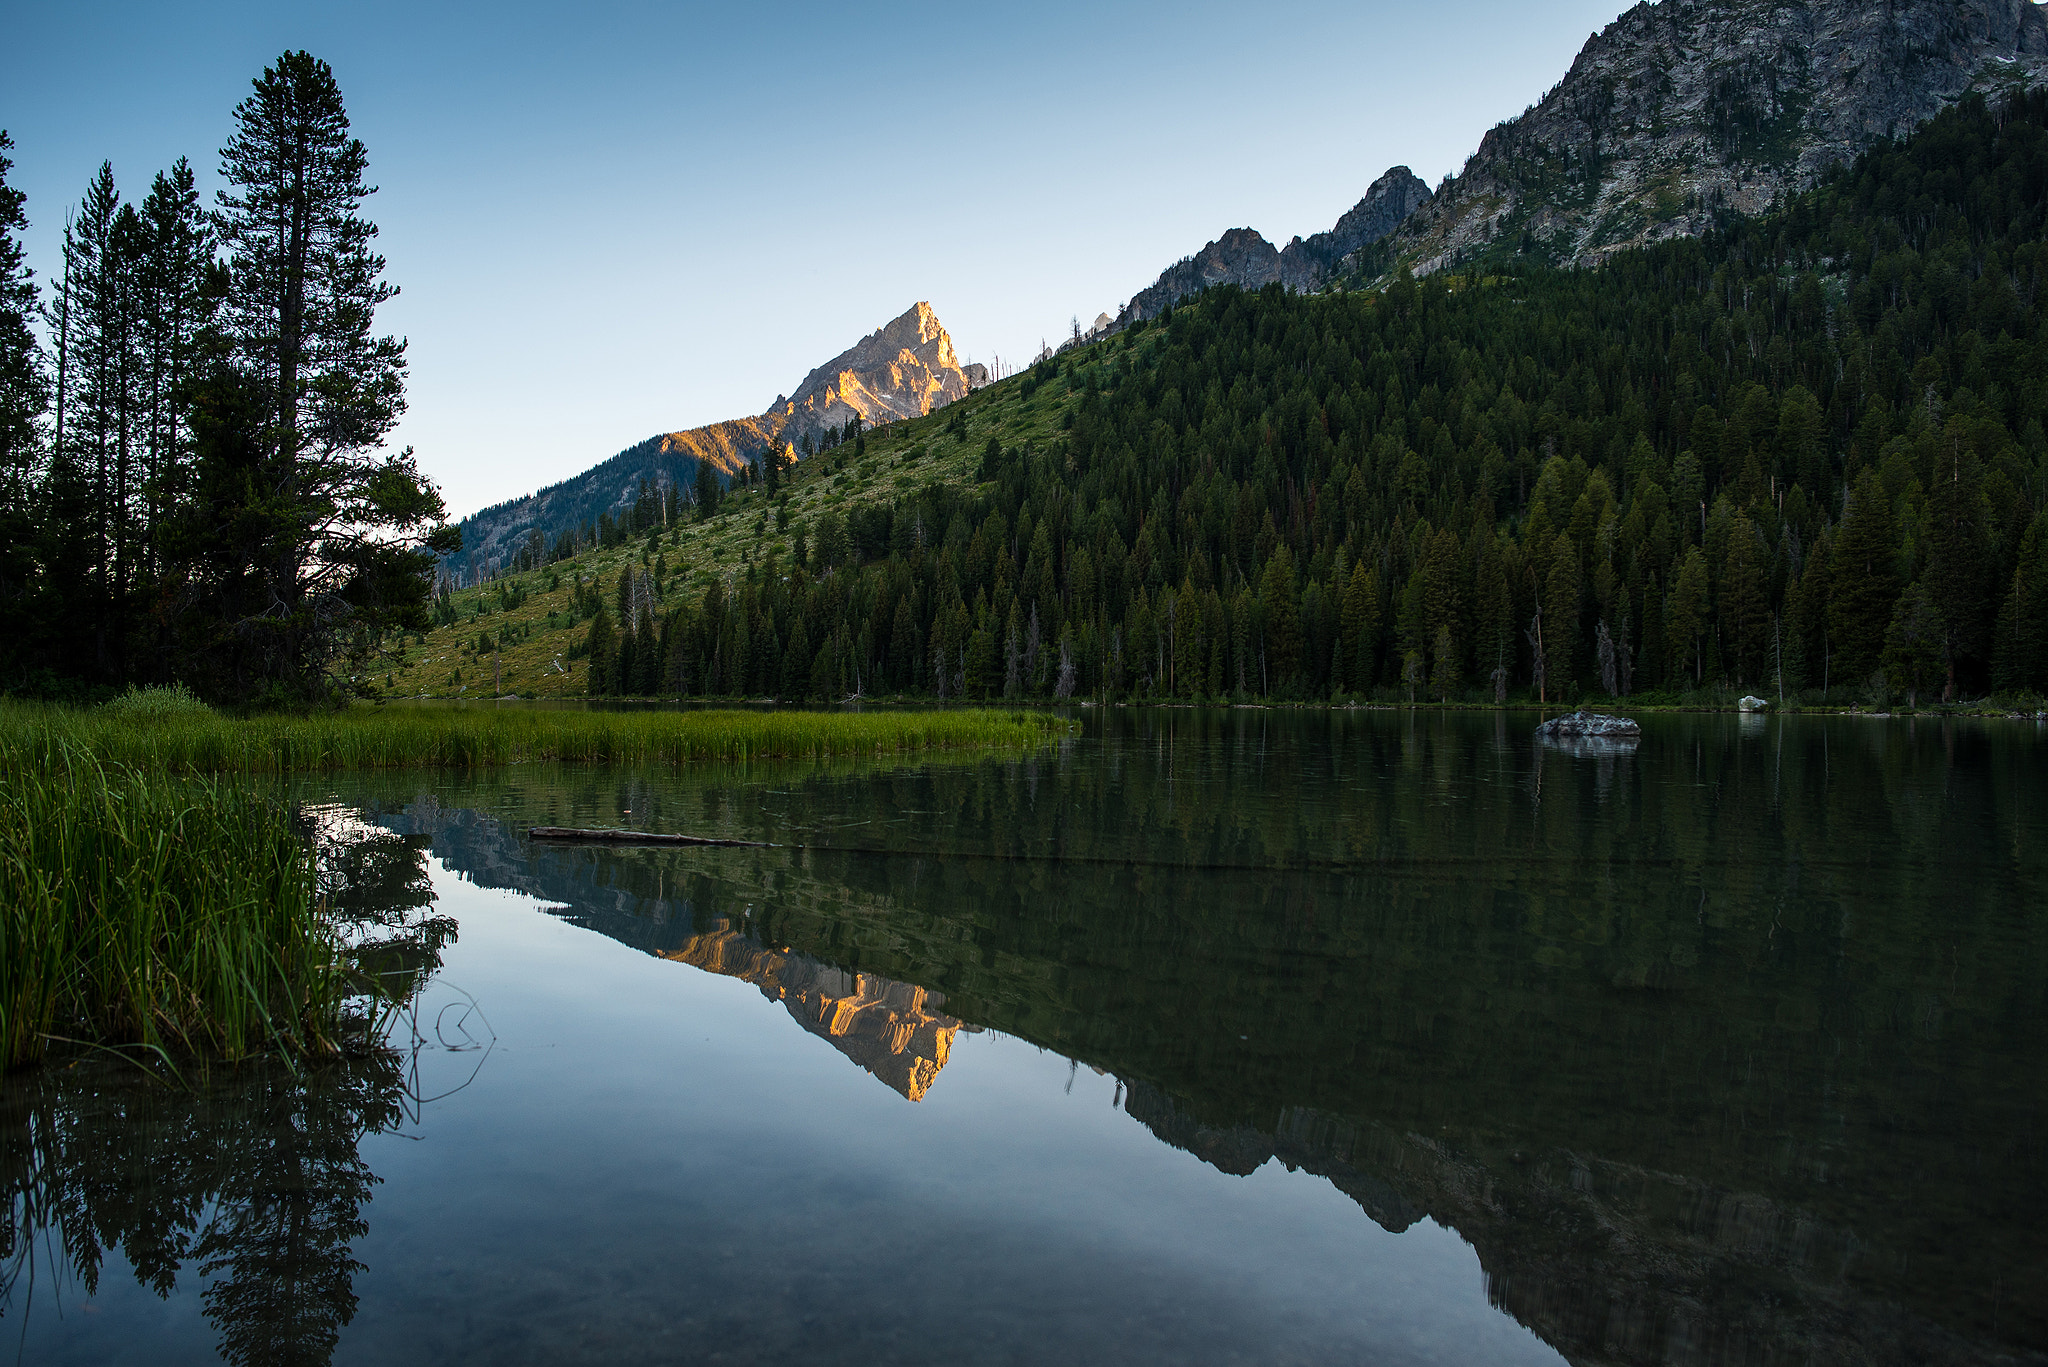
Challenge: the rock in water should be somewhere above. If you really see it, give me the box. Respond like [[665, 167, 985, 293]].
[[1534, 711, 1643, 740], [1738, 695, 1770, 712]]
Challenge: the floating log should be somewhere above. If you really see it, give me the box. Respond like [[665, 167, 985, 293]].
[[528, 827, 777, 849]]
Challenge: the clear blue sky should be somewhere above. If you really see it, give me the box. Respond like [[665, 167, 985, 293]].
[[4, 0, 1625, 518]]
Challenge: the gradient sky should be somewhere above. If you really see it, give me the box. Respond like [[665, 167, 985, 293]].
[[4, 0, 1627, 518]]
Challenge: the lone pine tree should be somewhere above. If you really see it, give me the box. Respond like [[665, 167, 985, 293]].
[[204, 50, 454, 699]]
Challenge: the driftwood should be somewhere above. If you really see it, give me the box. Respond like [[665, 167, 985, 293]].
[[528, 827, 777, 849]]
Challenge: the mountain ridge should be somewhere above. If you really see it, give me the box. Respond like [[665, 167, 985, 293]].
[[1115, 167, 1432, 325], [1395, 0, 2048, 271], [449, 302, 970, 578]]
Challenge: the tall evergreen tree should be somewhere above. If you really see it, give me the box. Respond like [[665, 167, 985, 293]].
[[1992, 514, 2047, 693], [1920, 439, 1990, 700], [1828, 471, 1901, 690], [0, 131, 40, 490], [1666, 548, 1712, 687], [135, 159, 213, 582], [1884, 580, 1946, 709], [0, 132, 46, 677], [207, 50, 453, 699]]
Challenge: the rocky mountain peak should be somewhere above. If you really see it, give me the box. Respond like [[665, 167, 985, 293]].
[[1399, 0, 2048, 270], [448, 302, 971, 577], [1119, 167, 1432, 323], [773, 300, 968, 443]]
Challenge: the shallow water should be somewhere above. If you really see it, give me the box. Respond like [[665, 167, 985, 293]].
[[6, 709, 2047, 1366]]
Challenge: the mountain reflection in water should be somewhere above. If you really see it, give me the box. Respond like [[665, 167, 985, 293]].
[[3, 709, 2043, 1367], [363, 710, 2045, 1367], [660, 925, 961, 1101]]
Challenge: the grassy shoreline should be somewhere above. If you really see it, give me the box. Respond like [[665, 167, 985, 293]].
[[0, 701, 1064, 774], [0, 701, 1059, 1073]]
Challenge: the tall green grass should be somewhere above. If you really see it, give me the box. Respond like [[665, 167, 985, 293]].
[[0, 702, 1058, 774], [0, 741, 338, 1072]]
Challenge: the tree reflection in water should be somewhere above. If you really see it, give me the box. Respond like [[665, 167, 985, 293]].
[[2, 1054, 403, 1365], [0, 805, 457, 1367]]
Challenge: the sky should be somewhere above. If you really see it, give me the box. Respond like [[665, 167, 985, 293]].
[[3, 0, 1628, 519]]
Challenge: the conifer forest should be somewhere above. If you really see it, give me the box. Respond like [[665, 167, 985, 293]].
[[552, 94, 2048, 708], [0, 52, 453, 705]]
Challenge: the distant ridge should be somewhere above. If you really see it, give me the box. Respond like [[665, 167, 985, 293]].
[[1114, 166, 1432, 325], [449, 303, 969, 578]]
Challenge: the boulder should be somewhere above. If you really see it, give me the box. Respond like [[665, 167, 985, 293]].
[[1738, 695, 1769, 712]]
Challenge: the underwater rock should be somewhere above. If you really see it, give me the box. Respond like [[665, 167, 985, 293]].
[[1534, 710, 1642, 741]]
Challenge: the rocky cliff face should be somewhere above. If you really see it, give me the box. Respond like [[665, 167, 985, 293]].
[[767, 300, 968, 446], [1399, 0, 2048, 271], [1119, 167, 1432, 322], [1278, 165, 1437, 289], [448, 302, 970, 577]]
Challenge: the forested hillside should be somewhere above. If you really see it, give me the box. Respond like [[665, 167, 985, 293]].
[[495, 91, 2047, 708]]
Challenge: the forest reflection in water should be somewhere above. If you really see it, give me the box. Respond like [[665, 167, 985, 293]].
[[3, 708, 2045, 1366], [1, 1054, 403, 1367]]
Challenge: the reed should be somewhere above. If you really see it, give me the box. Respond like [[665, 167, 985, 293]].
[[0, 740, 338, 1072], [0, 702, 1058, 775]]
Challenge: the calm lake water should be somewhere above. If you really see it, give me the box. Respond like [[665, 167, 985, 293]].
[[5, 709, 2047, 1366]]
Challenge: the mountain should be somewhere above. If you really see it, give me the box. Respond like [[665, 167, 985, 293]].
[[1115, 166, 1432, 324], [1396, 0, 2048, 272], [769, 299, 968, 439], [449, 302, 970, 578]]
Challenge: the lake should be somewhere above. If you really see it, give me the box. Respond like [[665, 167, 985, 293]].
[[5, 708, 2046, 1366]]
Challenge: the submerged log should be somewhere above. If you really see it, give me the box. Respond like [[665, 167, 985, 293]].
[[528, 827, 777, 848]]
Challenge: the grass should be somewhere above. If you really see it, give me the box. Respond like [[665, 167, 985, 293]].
[[0, 700, 1061, 774], [0, 739, 339, 1072]]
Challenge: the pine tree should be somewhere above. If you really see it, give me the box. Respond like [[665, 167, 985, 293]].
[[1828, 472, 1901, 693], [210, 51, 452, 699], [0, 131, 47, 672], [1921, 439, 1990, 698], [584, 604, 615, 696], [1430, 623, 1460, 702], [135, 160, 212, 578], [1259, 545, 1301, 689], [1542, 539, 1581, 697], [1719, 514, 1769, 686], [1339, 559, 1378, 692], [59, 163, 140, 678], [1884, 580, 1945, 709], [0, 131, 41, 493], [1666, 548, 1712, 687], [1992, 512, 2047, 693]]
